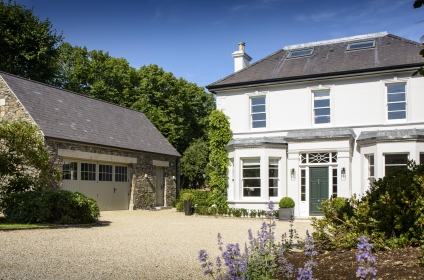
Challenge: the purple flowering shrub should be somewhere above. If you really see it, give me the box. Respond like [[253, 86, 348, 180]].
[[198, 201, 378, 280], [356, 235, 377, 280]]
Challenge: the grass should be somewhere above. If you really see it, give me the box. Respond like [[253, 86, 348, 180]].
[[0, 217, 56, 229]]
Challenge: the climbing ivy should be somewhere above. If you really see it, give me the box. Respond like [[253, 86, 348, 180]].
[[205, 110, 232, 207]]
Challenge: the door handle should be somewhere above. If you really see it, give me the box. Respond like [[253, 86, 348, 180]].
[[114, 188, 117, 193], [317, 179, 320, 184]]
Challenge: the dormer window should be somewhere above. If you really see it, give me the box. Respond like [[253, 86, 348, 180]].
[[287, 48, 314, 58], [347, 40, 375, 51]]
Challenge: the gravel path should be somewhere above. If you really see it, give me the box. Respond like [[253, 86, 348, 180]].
[[0, 210, 314, 280]]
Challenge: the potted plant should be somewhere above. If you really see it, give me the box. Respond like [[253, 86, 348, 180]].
[[181, 193, 195, 216], [278, 197, 295, 221]]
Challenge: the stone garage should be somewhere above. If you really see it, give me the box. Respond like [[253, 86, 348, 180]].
[[0, 71, 181, 210]]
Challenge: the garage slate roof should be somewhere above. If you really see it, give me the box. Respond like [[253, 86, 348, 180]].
[[207, 32, 424, 90], [226, 136, 287, 149], [1, 72, 180, 157], [285, 128, 356, 141], [357, 129, 424, 145]]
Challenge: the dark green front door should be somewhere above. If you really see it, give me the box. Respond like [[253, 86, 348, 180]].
[[309, 168, 329, 216]]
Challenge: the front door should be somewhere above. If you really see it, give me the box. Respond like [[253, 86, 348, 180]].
[[155, 167, 164, 206], [309, 167, 329, 216]]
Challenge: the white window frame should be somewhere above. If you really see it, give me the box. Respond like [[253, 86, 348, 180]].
[[268, 158, 279, 197], [246, 91, 268, 130], [242, 158, 261, 198], [386, 83, 406, 121], [366, 154, 375, 183]]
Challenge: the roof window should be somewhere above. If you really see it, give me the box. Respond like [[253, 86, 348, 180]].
[[347, 40, 375, 51], [287, 48, 314, 58]]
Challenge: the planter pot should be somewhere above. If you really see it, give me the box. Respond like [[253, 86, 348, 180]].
[[184, 200, 193, 216], [279, 208, 294, 221]]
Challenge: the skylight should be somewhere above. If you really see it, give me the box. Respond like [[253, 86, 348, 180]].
[[287, 48, 314, 58], [347, 40, 375, 51]]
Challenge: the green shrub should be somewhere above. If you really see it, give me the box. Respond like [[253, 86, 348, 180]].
[[312, 161, 424, 253], [279, 197, 295, 208], [180, 192, 196, 201], [2, 190, 100, 224]]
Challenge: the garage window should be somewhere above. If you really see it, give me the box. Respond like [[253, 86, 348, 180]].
[[81, 163, 96, 181], [99, 164, 112, 181], [63, 162, 77, 180], [115, 166, 128, 182]]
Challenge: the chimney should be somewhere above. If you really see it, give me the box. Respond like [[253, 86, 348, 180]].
[[231, 42, 252, 72]]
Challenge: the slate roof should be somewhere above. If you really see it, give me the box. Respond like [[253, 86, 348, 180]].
[[1, 72, 180, 157], [357, 129, 424, 145], [226, 136, 286, 149], [207, 33, 424, 90], [285, 128, 356, 141]]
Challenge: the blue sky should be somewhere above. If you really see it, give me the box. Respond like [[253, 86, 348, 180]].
[[17, 0, 424, 88]]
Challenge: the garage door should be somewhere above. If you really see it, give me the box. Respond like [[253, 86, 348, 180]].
[[62, 160, 130, 211]]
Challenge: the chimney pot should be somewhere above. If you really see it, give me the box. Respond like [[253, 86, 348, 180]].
[[238, 42, 245, 51]]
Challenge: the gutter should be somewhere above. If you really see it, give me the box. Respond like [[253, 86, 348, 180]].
[[206, 63, 424, 92]]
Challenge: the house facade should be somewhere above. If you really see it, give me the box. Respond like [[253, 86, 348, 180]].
[[206, 32, 424, 217], [0, 72, 180, 211]]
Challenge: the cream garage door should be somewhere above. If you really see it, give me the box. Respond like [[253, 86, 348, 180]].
[[62, 160, 130, 211]]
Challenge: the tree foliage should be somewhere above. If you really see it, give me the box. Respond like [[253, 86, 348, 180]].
[[131, 64, 215, 154], [180, 139, 209, 189], [55, 43, 140, 106], [205, 110, 232, 207], [0, 0, 63, 84], [0, 120, 61, 198]]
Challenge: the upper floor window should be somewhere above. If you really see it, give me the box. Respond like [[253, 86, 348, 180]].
[[387, 84, 406, 120], [251, 97, 266, 128], [385, 154, 408, 175], [313, 91, 330, 124]]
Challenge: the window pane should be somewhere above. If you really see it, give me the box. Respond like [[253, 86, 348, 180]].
[[63, 162, 78, 180], [243, 168, 260, 177], [115, 166, 128, 182], [385, 165, 407, 174], [269, 188, 278, 197], [387, 84, 405, 93], [243, 187, 261, 197], [421, 154, 424, 164], [269, 169, 278, 177], [289, 49, 313, 58], [252, 121, 266, 128], [388, 93, 405, 102], [388, 103, 406, 111], [348, 41, 374, 50], [251, 97, 265, 105], [314, 91, 330, 99], [269, 178, 278, 188], [385, 154, 408, 165], [243, 178, 260, 187], [315, 116, 330, 124], [315, 108, 331, 116], [314, 99, 330, 108], [99, 164, 112, 182], [252, 105, 265, 113], [243, 159, 260, 165], [252, 113, 266, 121], [388, 111, 406, 120]]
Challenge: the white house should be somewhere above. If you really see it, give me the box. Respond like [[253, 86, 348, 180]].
[[206, 32, 424, 217]]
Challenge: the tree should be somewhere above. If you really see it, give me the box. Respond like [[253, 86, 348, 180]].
[[0, 120, 61, 197], [205, 110, 232, 207], [180, 139, 209, 189], [131, 64, 215, 154], [56, 43, 139, 106], [0, 0, 63, 84], [413, 0, 424, 76]]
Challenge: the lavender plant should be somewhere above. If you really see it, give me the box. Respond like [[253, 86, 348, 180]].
[[297, 230, 318, 280], [356, 235, 377, 280]]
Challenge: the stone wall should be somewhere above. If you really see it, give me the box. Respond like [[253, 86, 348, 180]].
[[46, 140, 177, 209], [0, 76, 37, 124]]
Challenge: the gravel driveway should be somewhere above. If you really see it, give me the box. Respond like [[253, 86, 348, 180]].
[[0, 210, 314, 280]]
